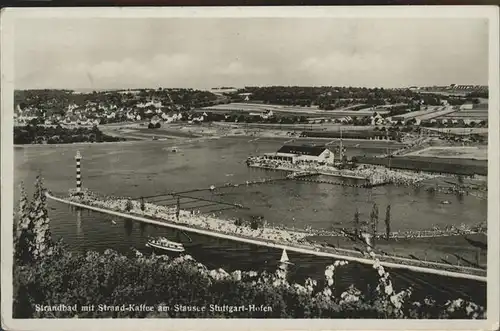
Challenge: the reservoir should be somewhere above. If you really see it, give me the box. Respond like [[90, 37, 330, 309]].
[[14, 137, 488, 304]]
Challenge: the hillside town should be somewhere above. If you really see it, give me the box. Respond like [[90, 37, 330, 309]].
[[14, 85, 488, 130]]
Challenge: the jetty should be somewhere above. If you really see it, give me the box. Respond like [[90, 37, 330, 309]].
[[246, 163, 389, 188], [47, 192, 486, 282]]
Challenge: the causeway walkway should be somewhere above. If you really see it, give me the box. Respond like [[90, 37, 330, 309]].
[[46, 192, 486, 283]]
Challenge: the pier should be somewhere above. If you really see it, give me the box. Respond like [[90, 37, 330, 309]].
[[245, 163, 389, 188], [138, 172, 329, 205], [47, 192, 486, 282], [246, 164, 392, 188], [134, 188, 251, 212]]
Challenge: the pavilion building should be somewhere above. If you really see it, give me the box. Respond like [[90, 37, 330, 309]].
[[262, 145, 335, 165]]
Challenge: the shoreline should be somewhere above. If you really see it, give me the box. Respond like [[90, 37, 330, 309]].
[[246, 158, 442, 186], [14, 140, 143, 148], [12, 134, 402, 148], [56, 189, 486, 278]]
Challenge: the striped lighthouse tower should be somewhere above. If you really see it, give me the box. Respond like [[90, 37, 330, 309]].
[[75, 151, 82, 194]]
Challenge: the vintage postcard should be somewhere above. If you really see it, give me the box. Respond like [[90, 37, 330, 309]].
[[1, 6, 499, 331]]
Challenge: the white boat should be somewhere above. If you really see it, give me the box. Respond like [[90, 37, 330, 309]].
[[146, 237, 185, 253], [279, 249, 294, 265], [171, 147, 178, 152]]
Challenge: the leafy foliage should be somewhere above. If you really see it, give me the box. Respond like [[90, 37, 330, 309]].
[[14, 125, 124, 145], [14, 177, 56, 265], [13, 247, 486, 319], [30, 176, 54, 260], [249, 216, 265, 230], [124, 200, 134, 212], [14, 183, 36, 265]]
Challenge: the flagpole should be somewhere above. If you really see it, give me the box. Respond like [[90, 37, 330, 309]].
[[340, 127, 343, 162]]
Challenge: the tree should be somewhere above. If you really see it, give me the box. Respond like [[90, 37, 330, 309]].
[[234, 218, 244, 226], [353, 209, 360, 238], [125, 200, 134, 212], [30, 176, 54, 260], [176, 197, 181, 221], [407, 118, 417, 126], [250, 216, 264, 230], [14, 183, 36, 265], [384, 205, 391, 241], [29, 118, 40, 126], [370, 203, 379, 246]]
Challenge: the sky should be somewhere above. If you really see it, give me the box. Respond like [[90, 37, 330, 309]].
[[14, 18, 489, 90]]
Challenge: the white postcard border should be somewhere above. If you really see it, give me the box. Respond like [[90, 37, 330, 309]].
[[1, 6, 499, 331]]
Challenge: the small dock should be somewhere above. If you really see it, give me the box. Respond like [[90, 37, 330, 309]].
[[247, 164, 392, 188]]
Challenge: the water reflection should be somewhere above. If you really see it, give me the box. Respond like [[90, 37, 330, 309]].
[[76, 209, 82, 237], [124, 219, 133, 237], [139, 222, 147, 236], [413, 185, 421, 195]]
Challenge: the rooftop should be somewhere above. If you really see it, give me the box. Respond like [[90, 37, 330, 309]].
[[264, 152, 296, 158], [277, 145, 328, 157]]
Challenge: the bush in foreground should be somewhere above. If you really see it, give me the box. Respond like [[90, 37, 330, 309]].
[[13, 249, 486, 319]]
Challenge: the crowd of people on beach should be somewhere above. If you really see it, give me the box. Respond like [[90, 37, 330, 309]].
[[271, 221, 485, 241], [247, 157, 488, 199], [70, 189, 313, 246], [62, 188, 489, 276], [68, 189, 485, 257], [247, 156, 441, 186]]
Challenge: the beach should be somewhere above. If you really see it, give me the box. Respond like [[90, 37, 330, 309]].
[[63, 189, 487, 276]]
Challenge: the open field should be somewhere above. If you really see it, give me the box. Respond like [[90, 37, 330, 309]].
[[407, 146, 487, 160], [444, 110, 489, 117], [441, 111, 488, 120], [358, 155, 488, 176], [99, 122, 408, 145], [212, 121, 378, 131], [422, 127, 489, 135], [201, 102, 388, 117], [307, 233, 487, 269]]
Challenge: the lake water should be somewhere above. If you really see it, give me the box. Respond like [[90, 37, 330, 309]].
[[13, 137, 488, 305]]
